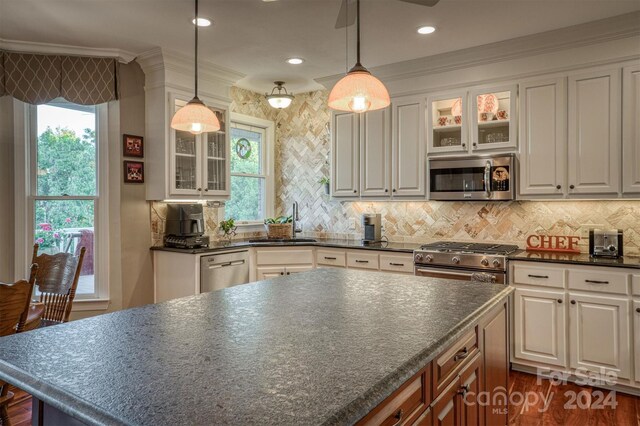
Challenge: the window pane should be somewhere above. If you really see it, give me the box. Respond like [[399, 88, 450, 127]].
[[34, 199, 95, 295], [231, 127, 262, 175], [36, 103, 96, 196], [225, 176, 265, 221]]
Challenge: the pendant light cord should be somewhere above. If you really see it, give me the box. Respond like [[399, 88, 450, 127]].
[[356, 0, 361, 65], [194, 0, 199, 99]]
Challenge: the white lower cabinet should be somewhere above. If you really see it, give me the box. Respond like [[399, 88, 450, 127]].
[[256, 266, 287, 280], [510, 261, 639, 390], [513, 288, 567, 367], [569, 293, 631, 379]]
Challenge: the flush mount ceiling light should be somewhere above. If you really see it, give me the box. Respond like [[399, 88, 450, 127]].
[[417, 25, 436, 34], [172, 0, 220, 134], [192, 17, 212, 27], [286, 57, 304, 65], [328, 0, 390, 113], [266, 81, 294, 109]]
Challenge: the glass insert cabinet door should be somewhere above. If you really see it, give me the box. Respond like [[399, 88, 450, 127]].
[[170, 97, 230, 197], [427, 92, 468, 153], [470, 84, 518, 151]]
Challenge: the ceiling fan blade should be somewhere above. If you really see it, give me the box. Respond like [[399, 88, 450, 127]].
[[335, 0, 356, 29], [398, 0, 440, 6]]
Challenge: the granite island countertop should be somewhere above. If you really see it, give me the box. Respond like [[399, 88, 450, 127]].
[[150, 238, 423, 254], [0, 269, 512, 426]]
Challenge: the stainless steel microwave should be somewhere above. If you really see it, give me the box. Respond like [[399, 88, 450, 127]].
[[428, 154, 516, 201]]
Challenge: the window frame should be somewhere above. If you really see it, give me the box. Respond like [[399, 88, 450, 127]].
[[224, 112, 275, 228], [14, 99, 113, 309]]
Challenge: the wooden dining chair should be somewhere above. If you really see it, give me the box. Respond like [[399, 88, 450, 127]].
[[24, 244, 86, 328], [0, 264, 38, 426]]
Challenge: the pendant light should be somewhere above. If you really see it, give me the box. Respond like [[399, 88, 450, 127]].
[[328, 0, 390, 113], [266, 81, 294, 109], [171, 0, 220, 134]]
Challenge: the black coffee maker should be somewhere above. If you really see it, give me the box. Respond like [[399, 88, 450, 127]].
[[164, 203, 210, 249]]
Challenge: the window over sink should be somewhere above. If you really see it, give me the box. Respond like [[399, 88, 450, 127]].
[[223, 113, 275, 225]]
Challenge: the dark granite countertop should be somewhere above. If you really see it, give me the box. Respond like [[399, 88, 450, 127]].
[[151, 238, 422, 254], [0, 269, 512, 426], [508, 250, 640, 269]]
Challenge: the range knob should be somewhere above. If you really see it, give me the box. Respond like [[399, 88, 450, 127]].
[[492, 259, 501, 268], [452, 256, 461, 264], [425, 255, 433, 263], [480, 258, 489, 267], [415, 253, 423, 262]]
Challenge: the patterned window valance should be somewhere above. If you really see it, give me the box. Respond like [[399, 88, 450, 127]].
[[0, 50, 119, 105]]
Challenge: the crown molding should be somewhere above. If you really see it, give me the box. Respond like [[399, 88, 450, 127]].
[[0, 38, 136, 63], [136, 47, 245, 87], [315, 11, 640, 88]]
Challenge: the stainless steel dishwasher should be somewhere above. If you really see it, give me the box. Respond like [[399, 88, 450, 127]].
[[200, 250, 250, 293]]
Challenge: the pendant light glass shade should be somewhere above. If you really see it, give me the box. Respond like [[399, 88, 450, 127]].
[[328, 0, 390, 113], [171, 97, 220, 134], [328, 66, 390, 113], [171, 0, 220, 134]]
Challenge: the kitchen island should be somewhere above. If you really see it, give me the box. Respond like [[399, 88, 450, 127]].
[[0, 269, 512, 426]]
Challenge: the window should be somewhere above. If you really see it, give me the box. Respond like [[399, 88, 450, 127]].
[[27, 100, 108, 299], [225, 114, 274, 224]]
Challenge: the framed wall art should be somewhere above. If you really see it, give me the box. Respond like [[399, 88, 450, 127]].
[[123, 134, 144, 158], [124, 161, 144, 183]]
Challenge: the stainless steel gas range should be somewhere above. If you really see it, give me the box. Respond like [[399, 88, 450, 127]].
[[413, 241, 520, 284]]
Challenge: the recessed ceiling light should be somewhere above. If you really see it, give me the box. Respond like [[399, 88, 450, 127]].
[[417, 25, 436, 35], [192, 17, 212, 27], [286, 57, 304, 65]]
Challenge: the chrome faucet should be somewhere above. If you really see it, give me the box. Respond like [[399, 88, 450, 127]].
[[292, 201, 302, 238]]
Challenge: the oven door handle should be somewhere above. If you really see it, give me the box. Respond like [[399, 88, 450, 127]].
[[415, 268, 477, 280], [484, 161, 492, 198]]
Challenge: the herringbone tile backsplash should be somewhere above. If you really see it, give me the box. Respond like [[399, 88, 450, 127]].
[[151, 87, 640, 256]]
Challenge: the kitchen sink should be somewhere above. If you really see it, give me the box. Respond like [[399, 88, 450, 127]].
[[248, 238, 317, 243]]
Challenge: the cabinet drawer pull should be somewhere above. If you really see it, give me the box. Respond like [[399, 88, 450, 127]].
[[453, 347, 469, 361], [457, 383, 471, 396], [355, 260, 369, 263], [528, 274, 549, 279], [286, 272, 291, 275], [389, 262, 405, 266], [280, 272, 284, 275], [585, 279, 609, 284], [324, 256, 337, 260], [391, 409, 404, 426], [636, 308, 640, 313]]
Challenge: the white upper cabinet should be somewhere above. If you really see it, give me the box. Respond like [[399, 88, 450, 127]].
[[146, 92, 230, 201], [623, 64, 640, 195], [331, 111, 359, 197], [518, 78, 567, 197], [170, 96, 229, 198], [392, 97, 426, 197], [360, 107, 391, 197], [568, 69, 621, 195], [470, 84, 518, 152], [427, 91, 469, 154]]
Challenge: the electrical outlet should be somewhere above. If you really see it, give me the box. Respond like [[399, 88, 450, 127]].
[[348, 218, 356, 231]]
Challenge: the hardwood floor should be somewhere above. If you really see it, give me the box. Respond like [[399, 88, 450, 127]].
[[508, 370, 640, 425], [7, 371, 640, 425]]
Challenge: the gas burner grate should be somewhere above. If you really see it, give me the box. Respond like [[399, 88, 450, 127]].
[[419, 241, 519, 255]]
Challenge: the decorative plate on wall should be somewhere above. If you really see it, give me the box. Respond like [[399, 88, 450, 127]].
[[477, 94, 499, 115]]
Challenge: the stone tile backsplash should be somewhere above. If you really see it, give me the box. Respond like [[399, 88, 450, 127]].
[[150, 87, 640, 256]]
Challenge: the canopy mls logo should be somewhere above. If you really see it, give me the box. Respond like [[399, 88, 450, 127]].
[[462, 368, 619, 413]]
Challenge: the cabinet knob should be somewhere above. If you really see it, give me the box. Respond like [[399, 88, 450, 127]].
[[636, 308, 640, 313], [392, 189, 396, 193], [472, 142, 477, 147], [353, 190, 357, 193], [557, 299, 563, 304], [556, 185, 561, 190], [204, 188, 209, 192], [385, 189, 388, 193], [569, 185, 575, 190], [571, 300, 576, 305], [197, 187, 202, 191], [462, 143, 466, 148]]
